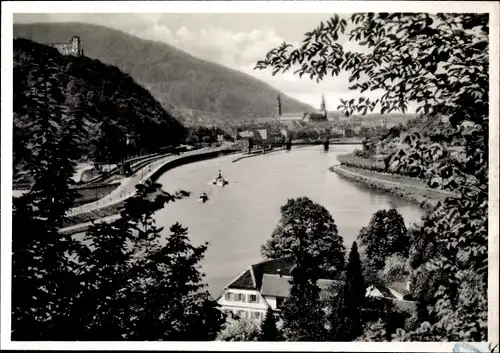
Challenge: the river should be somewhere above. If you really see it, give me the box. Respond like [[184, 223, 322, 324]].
[[154, 145, 425, 298]]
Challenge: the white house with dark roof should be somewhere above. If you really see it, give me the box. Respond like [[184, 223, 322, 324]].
[[217, 257, 341, 323], [218, 257, 417, 323]]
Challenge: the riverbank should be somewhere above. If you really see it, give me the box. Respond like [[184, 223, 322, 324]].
[[232, 147, 284, 163], [330, 164, 459, 211], [60, 148, 238, 234]]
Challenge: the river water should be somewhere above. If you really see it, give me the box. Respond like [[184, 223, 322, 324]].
[[154, 145, 424, 298]]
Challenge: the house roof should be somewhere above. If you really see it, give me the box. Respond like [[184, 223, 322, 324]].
[[261, 274, 291, 297], [387, 279, 411, 296], [252, 256, 296, 288], [227, 256, 294, 290], [260, 274, 341, 299], [227, 256, 342, 298], [366, 284, 397, 299], [306, 112, 328, 121]]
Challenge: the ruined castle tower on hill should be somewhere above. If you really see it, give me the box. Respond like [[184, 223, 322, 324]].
[[49, 36, 84, 56]]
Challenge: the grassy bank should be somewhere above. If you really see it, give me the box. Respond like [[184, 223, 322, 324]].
[[330, 164, 459, 211]]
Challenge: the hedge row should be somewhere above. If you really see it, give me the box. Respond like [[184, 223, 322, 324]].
[[336, 153, 386, 172]]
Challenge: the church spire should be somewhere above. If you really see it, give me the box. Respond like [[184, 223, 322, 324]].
[[320, 93, 327, 118], [276, 93, 282, 118]]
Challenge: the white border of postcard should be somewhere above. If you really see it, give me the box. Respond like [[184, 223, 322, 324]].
[[1, 1, 499, 351]]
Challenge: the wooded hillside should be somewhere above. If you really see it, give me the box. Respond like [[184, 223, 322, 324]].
[[14, 38, 186, 178]]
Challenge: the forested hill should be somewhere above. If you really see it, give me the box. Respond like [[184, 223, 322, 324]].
[[13, 38, 186, 172], [13, 22, 314, 125]]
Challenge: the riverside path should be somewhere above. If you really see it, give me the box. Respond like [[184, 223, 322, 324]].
[[66, 145, 236, 217]]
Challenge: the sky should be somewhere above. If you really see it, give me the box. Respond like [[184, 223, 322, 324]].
[[14, 13, 378, 110]]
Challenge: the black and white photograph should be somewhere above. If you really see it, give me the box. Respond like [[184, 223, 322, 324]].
[[1, 1, 499, 350]]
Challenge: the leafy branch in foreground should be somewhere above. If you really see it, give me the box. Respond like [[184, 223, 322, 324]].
[[255, 13, 489, 341]]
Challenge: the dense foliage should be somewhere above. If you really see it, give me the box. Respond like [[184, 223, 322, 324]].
[[261, 197, 346, 277], [11, 46, 224, 339], [256, 12, 489, 341], [12, 54, 87, 339], [185, 125, 233, 146], [280, 253, 327, 341], [72, 181, 225, 340], [14, 173, 225, 340], [14, 22, 313, 125], [14, 38, 186, 172], [216, 319, 261, 341], [357, 209, 409, 271]]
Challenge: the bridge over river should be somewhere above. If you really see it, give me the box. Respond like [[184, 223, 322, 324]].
[[152, 144, 424, 297]]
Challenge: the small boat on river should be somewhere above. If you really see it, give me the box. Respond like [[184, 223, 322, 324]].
[[199, 192, 209, 203], [212, 169, 229, 187]]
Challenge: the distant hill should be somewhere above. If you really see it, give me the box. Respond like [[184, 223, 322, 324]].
[[13, 22, 314, 124], [13, 38, 186, 176]]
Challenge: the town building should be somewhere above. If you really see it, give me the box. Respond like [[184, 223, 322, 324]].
[[255, 94, 330, 126], [237, 127, 268, 140], [48, 36, 84, 56], [275, 93, 329, 125], [216, 257, 341, 323], [366, 278, 411, 301]]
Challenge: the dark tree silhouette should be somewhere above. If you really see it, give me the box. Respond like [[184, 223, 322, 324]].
[[262, 197, 345, 277], [329, 242, 366, 341], [73, 181, 225, 340], [280, 263, 327, 341], [12, 39, 224, 340], [12, 57, 89, 340], [260, 307, 280, 341], [280, 219, 327, 341], [357, 209, 409, 271]]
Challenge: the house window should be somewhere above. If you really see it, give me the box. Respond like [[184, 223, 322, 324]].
[[250, 311, 261, 320], [226, 292, 235, 301], [237, 293, 246, 302], [276, 297, 284, 309], [249, 294, 259, 303], [237, 310, 244, 318]]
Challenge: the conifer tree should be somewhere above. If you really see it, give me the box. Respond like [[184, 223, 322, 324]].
[[281, 263, 327, 341], [330, 242, 366, 341], [260, 307, 280, 341], [12, 60, 88, 340], [74, 180, 225, 340], [280, 226, 327, 342]]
